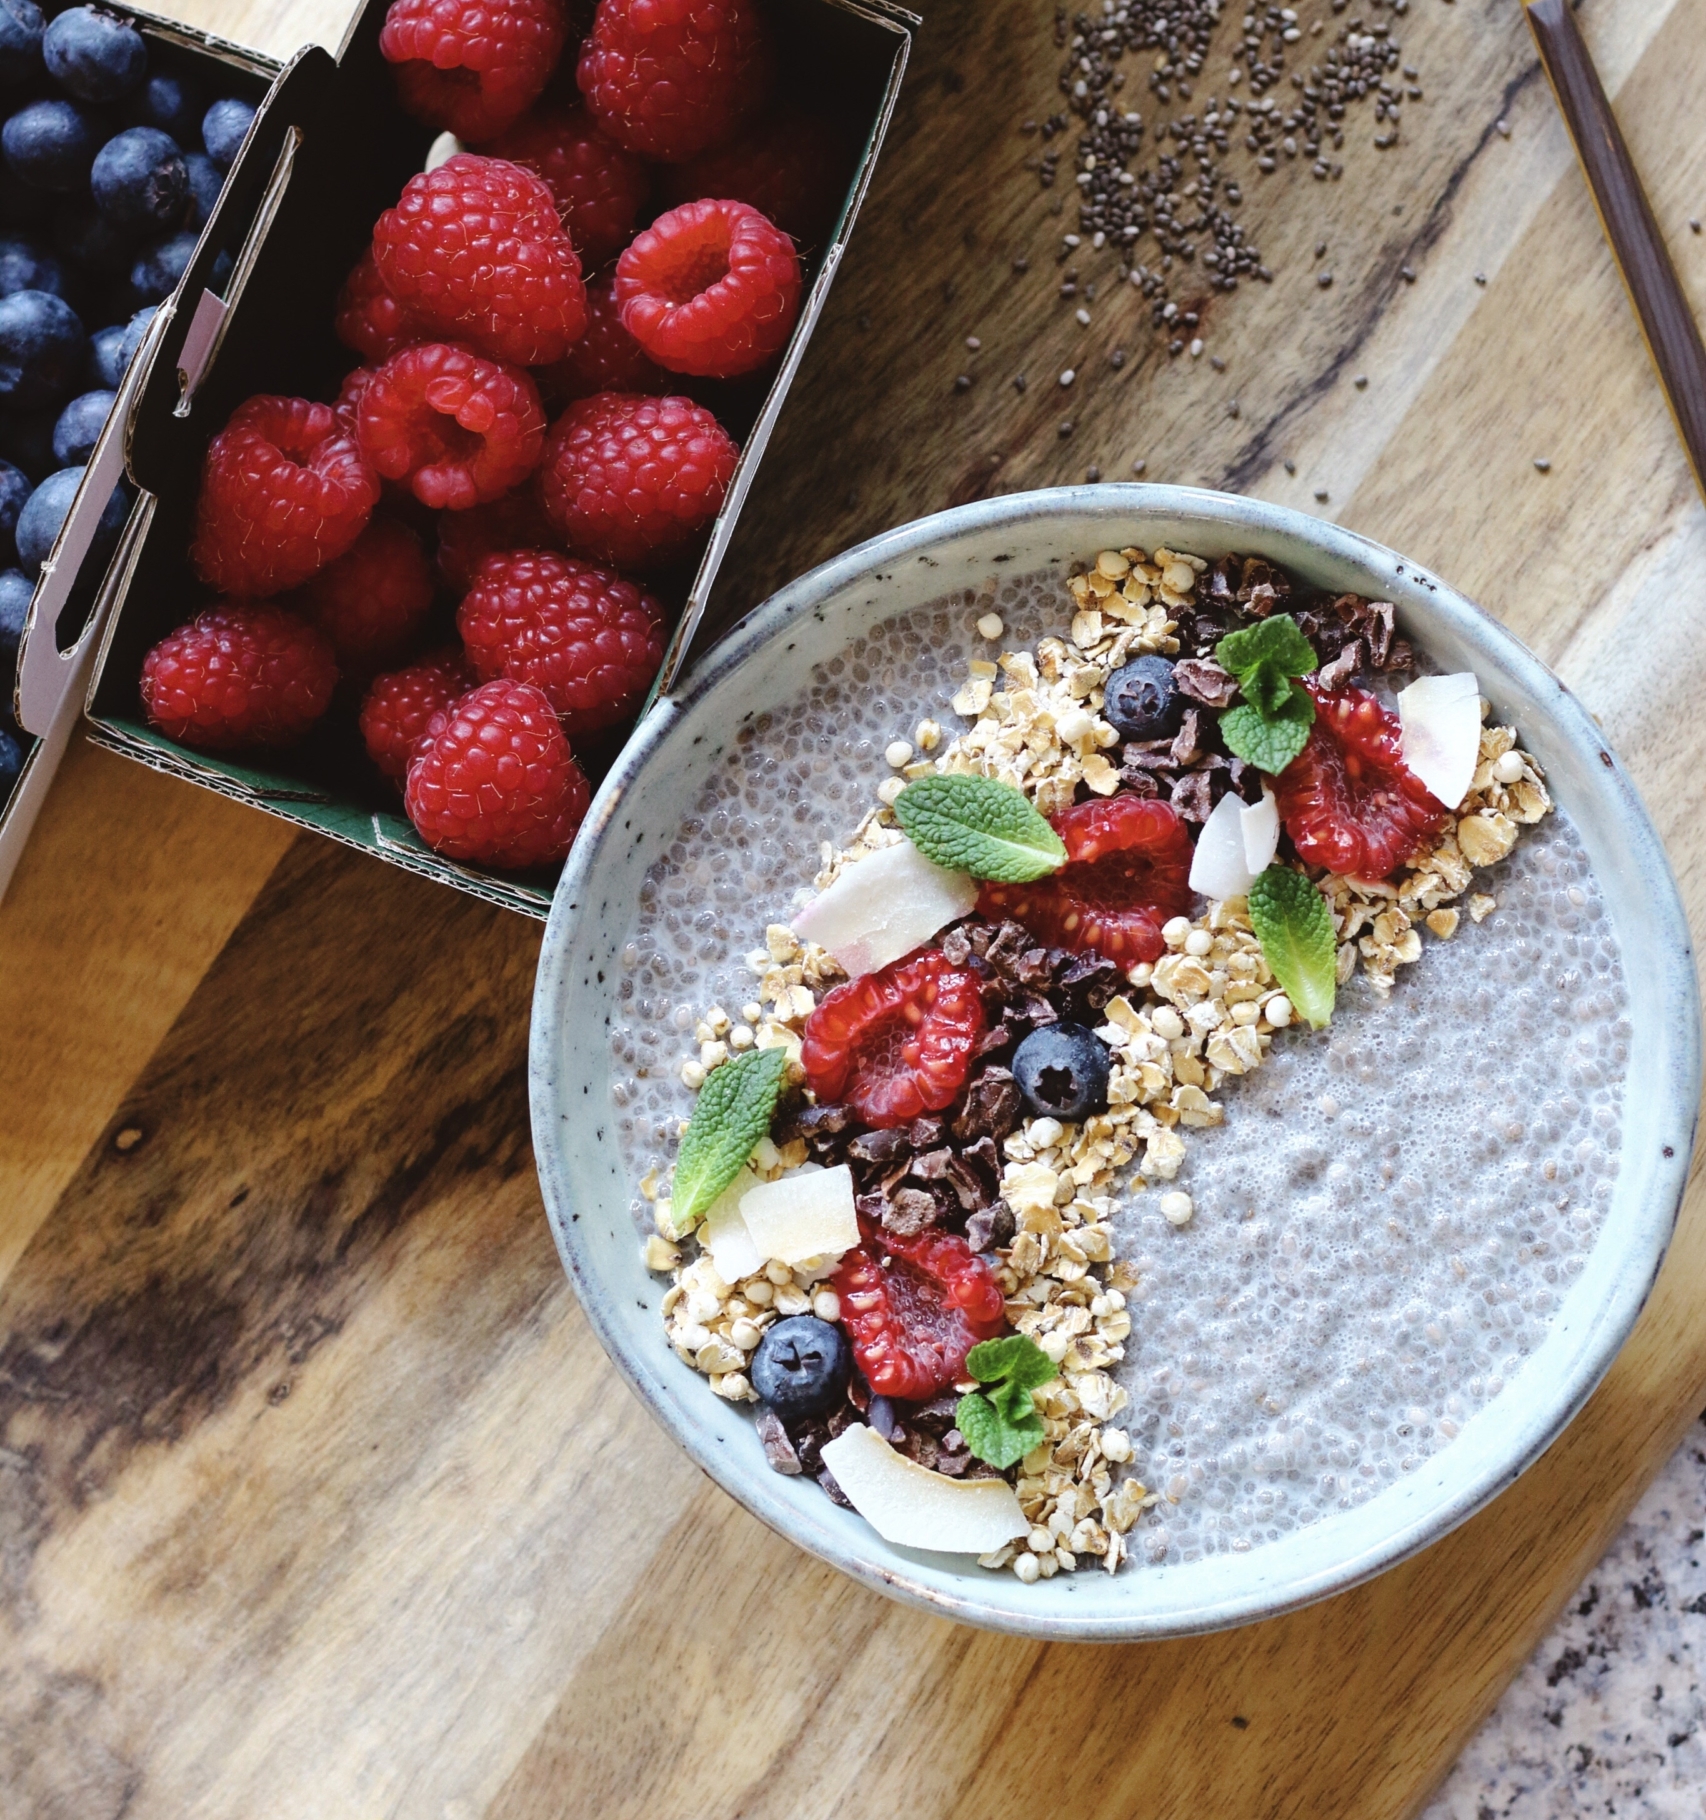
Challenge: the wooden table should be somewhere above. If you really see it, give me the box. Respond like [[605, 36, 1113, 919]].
[[5, 0, 1706, 1812]]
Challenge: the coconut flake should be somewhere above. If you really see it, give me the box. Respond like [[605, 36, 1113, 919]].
[[820, 1425, 1029, 1553], [1189, 790, 1258, 900], [1398, 672, 1483, 810], [739, 1163, 858, 1266], [1241, 786, 1280, 876], [791, 839, 980, 978], [702, 1166, 764, 1281]]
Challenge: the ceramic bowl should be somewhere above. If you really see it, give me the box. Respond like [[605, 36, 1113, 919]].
[[528, 487, 1700, 1641]]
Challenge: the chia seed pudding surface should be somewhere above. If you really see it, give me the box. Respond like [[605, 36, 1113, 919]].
[[607, 565, 1625, 1567]]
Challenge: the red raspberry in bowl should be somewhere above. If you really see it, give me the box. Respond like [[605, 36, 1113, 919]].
[[615, 198, 801, 379], [190, 395, 379, 598], [659, 106, 856, 246], [372, 154, 588, 367], [535, 272, 669, 405], [1275, 681, 1448, 880], [801, 947, 987, 1130], [538, 391, 737, 570], [576, 0, 773, 161], [458, 549, 667, 736], [291, 516, 435, 676], [360, 646, 474, 781], [358, 341, 546, 511], [141, 604, 338, 752], [977, 795, 1196, 966], [335, 251, 423, 366], [482, 103, 649, 267], [405, 677, 591, 867], [380, 0, 566, 142], [831, 1218, 1006, 1401], [435, 484, 563, 591]]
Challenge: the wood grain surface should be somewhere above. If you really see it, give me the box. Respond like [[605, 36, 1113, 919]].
[[6, 0, 1706, 1815]]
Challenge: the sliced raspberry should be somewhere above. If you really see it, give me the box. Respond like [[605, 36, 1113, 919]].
[[360, 646, 473, 781], [358, 341, 546, 511], [801, 948, 987, 1131], [1275, 681, 1448, 880], [659, 106, 856, 246], [405, 677, 591, 867], [576, 0, 773, 161], [435, 484, 563, 591], [380, 0, 566, 142], [978, 796, 1195, 966], [141, 604, 338, 752], [372, 154, 588, 367], [291, 516, 435, 676], [482, 102, 649, 267], [458, 549, 666, 736], [538, 391, 737, 569], [190, 395, 379, 598], [831, 1218, 1006, 1401], [535, 272, 669, 405], [615, 198, 801, 379], [335, 251, 423, 365]]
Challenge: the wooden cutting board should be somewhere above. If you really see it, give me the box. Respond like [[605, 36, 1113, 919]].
[[4, 0, 1706, 1813]]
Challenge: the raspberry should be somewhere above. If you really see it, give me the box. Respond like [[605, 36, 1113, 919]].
[[335, 250, 422, 365], [190, 395, 379, 598], [1275, 681, 1448, 880], [659, 106, 855, 246], [538, 391, 736, 569], [576, 0, 773, 161], [291, 516, 435, 676], [801, 948, 987, 1131], [360, 646, 473, 781], [831, 1218, 1006, 1401], [535, 271, 669, 404], [372, 154, 588, 367], [333, 364, 377, 437], [380, 0, 566, 142], [358, 341, 546, 511], [458, 549, 666, 736], [435, 484, 563, 590], [405, 677, 591, 867], [482, 102, 649, 267], [141, 604, 338, 752], [615, 198, 801, 379], [978, 796, 1195, 966]]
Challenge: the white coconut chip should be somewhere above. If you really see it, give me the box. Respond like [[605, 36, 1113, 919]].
[[791, 839, 980, 978], [1398, 672, 1483, 811], [820, 1425, 1029, 1554]]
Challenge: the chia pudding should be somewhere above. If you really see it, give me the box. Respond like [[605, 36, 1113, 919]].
[[609, 545, 1625, 1580]]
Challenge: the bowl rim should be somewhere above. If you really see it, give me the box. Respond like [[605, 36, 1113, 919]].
[[529, 484, 1701, 1640]]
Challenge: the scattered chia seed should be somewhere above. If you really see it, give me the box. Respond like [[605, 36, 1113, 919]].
[[1474, 272, 1488, 286], [1131, 457, 1147, 473], [1013, 254, 1031, 272], [1318, 270, 1334, 288], [1353, 373, 1368, 389], [966, 335, 982, 350], [1075, 307, 1092, 324], [1495, 117, 1510, 138], [1314, 487, 1329, 502], [1692, 219, 1702, 234], [1086, 465, 1102, 480], [1400, 265, 1416, 282], [1209, 353, 1226, 370], [1060, 367, 1077, 385], [1533, 457, 1551, 472], [1013, 373, 1028, 392], [1110, 347, 1126, 367], [1283, 459, 1296, 474], [954, 374, 973, 392], [1226, 398, 1240, 418], [1059, 419, 1075, 436]]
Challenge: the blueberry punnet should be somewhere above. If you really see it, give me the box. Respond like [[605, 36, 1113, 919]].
[[1102, 653, 1184, 741], [0, 289, 87, 409], [750, 1314, 851, 1419], [2, 98, 99, 192], [92, 126, 189, 232], [201, 96, 254, 172], [42, 6, 147, 104], [1012, 1022, 1112, 1122], [51, 389, 113, 466]]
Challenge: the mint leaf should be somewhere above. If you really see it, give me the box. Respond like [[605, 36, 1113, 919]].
[[1216, 614, 1317, 684], [1240, 659, 1299, 720], [670, 1046, 788, 1229], [1220, 686, 1315, 773], [893, 775, 1066, 883], [1248, 864, 1338, 1029], [965, 1334, 1057, 1392], [956, 1389, 1045, 1470]]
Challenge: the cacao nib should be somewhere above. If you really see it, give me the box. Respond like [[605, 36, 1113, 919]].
[[1239, 555, 1291, 607], [828, 1401, 861, 1436], [940, 922, 973, 966], [756, 1405, 803, 1475], [1169, 706, 1203, 767], [848, 1127, 911, 1164], [905, 1392, 964, 1434], [1316, 640, 1361, 692], [1366, 601, 1396, 667], [1204, 555, 1239, 605], [1174, 655, 1239, 706], [958, 1134, 1002, 1197], [793, 1101, 852, 1137], [817, 1466, 854, 1507], [966, 1200, 1016, 1252], [1119, 767, 1160, 798], [867, 1395, 901, 1441], [788, 1415, 829, 1474], [904, 1115, 945, 1150], [934, 1438, 973, 1477], [1014, 945, 1056, 986], [902, 1427, 941, 1471], [984, 919, 1034, 972], [1170, 769, 1216, 822], [883, 1186, 945, 1236], [952, 1066, 1023, 1142], [855, 1189, 888, 1224]]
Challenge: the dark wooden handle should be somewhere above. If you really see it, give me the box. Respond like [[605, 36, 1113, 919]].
[[1525, 0, 1706, 500]]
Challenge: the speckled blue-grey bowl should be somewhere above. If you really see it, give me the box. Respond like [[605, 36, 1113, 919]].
[[528, 487, 1699, 1641]]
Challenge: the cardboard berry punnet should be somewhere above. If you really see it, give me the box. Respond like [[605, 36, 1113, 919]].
[[50, 0, 916, 918]]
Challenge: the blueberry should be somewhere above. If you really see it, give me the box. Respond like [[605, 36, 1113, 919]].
[[0, 404, 53, 476], [0, 455, 28, 561], [1102, 654, 1184, 741], [122, 229, 196, 308], [750, 1314, 851, 1419], [1012, 1022, 1112, 1122], [201, 96, 253, 172], [113, 301, 153, 373], [0, 288, 86, 409], [181, 149, 222, 230], [0, 234, 61, 298], [54, 201, 143, 278], [42, 6, 146, 104], [0, 0, 43, 89], [0, 722, 23, 794], [51, 387, 111, 465], [121, 69, 203, 144], [85, 319, 125, 387], [92, 126, 188, 233], [0, 565, 31, 666], [14, 461, 128, 572], [2, 97, 100, 192]]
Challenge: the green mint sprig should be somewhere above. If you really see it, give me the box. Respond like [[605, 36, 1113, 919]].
[[893, 774, 1066, 884], [1248, 864, 1338, 1029], [1215, 613, 1319, 774], [955, 1334, 1057, 1469], [668, 1046, 788, 1234]]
